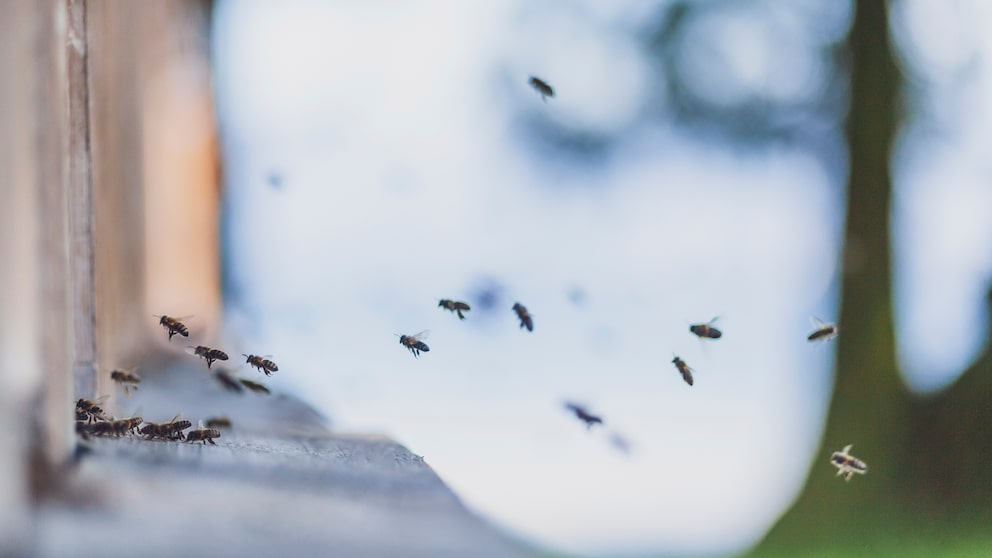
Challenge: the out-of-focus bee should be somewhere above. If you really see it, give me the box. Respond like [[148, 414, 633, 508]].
[[398, 330, 430, 358], [528, 76, 555, 101], [186, 345, 229, 369], [564, 402, 604, 429], [110, 368, 141, 397], [240, 378, 271, 394], [75, 420, 93, 440], [438, 299, 471, 320], [512, 303, 533, 332], [690, 317, 722, 340], [608, 432, 633, 455], [242, 354, 278, 376], [830, 444, 868, 481], [807, 317, 838, 342], [672, 356, 694, 386], [156, 315, 190, 341], [212, 370, 244, 393], [186, 428, 221, 445], [204, 416, 232, 429], [75, 397, 109, 422]]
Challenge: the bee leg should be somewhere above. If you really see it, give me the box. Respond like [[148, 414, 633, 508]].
[[207, 438, 216, 445]]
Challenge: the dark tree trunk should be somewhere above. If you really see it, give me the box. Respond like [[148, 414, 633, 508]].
[[751, 0, 992, 554]]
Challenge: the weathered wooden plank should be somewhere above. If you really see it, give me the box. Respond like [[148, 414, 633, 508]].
[[66, 0, 98, 400]]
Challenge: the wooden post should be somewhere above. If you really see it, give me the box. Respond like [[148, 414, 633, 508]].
[[0, 3, 220, 550]]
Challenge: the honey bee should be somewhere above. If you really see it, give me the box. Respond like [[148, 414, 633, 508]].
[[186, 424, 221, 445], [112, 416, 143, 436], [398, 330, 430, 358], [212, 370, 244, 393], [186, 345, 229, 369], [512, 303, 533, 332], [438, 299, 471, 320], [528, 76, 555, 101], [564, 402, 603, 429], [690, 317, 722, 340], [830, 444, 868, 481], [239, 378, 271, 394], [110, 368, 141, 397], [140, 415, 191, 441], [75, 397, 109, 422], [807, 317, 839, 342], [156, 315, 190, 341], [242, 354, 278, 376], [672, 356, 694, 386], [204, 416, 232, 429], [75, 420, 93, 440]]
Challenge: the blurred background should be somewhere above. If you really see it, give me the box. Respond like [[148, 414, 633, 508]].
[[209, 0, 992, 556], [4, 0, 990, 557]]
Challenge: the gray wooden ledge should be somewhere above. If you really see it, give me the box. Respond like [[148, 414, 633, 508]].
[[33, 361, 534, 558]]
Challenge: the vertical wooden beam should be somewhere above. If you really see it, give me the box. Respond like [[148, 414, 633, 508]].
[[35, 0, 75, 469], [66, 0, 98, 400], [0, 1, 39, 551]]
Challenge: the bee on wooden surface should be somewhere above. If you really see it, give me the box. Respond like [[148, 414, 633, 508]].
[[807, 317, 838, 342], [512, 303, 533, 332], [528, 76, 555, 101], [110, 416, 143, 436], [242, 354, 278, 376], [110, 368, 141, 397], [186, 345, 229, 369], [204, 416, 232, 429], [830, 444, 868, 481], [186, 424, 221, 445], [156, 315, 190, 341], [564, 402, 603, 429], [75, 397, 109, 422], [212, 370, 244, 393], [672, 356, 694, 386], [239, 378, 271, 394], [398, 330, 430, 358], [689, 317, 722, 340], [438, 299, 471, 320], [140, 416, 191, 441]]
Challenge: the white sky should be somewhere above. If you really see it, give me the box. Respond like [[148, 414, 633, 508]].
[[211, 0, 991, 555]]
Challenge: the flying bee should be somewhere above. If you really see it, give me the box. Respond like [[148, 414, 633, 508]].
[[830, 444, 868, 481], [690, 317, 722, 340], [212, 369, 244, 393], [155, 314, 190, 341], [204, 416, 232, 429], [512, 303, 533, 332], [239, 378, 271, 394], [564, 402, 603, 429], [438, 299, 471, 320], [75, 396, 109, 422], [242, 354, 278, 376], [186, 345, 229, 369], [186, 422, 221, 445], [397, 330, 430, 358], [528, 76, 555, 101], [672, 356, 694, 386], [110, 368, 141, 397], [807, 317, 838, 342]]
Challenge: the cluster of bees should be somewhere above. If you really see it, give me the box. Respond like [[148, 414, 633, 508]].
[[74, 398, 220, 444], [73, 315, 282, 448]]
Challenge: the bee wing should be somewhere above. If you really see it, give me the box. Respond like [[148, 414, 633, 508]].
[[411, 330, 430, 341], [185, 346, 200, 356], [810, 316, 834, 328]]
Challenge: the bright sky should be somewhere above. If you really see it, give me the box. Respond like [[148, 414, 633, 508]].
[[211, 1, 991, 555]]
